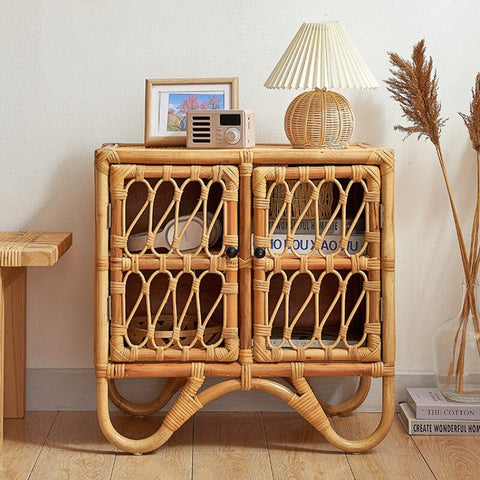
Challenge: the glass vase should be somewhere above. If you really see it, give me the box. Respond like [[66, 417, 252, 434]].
[[433, 280, 480, 402]]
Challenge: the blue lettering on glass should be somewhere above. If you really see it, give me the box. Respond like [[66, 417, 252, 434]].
[[348, 240, 359, 252], [293, 238, 311, 251], [266, 235, 364, 254], [272, 238, 283, 249], [328, 240, 337, 250]]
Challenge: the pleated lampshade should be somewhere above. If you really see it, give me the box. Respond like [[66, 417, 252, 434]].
[[265, 22, 378, 148]]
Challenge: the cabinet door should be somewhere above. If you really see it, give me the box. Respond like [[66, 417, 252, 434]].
[[109, 164, 239, 362], [252, 165, 382, 362]]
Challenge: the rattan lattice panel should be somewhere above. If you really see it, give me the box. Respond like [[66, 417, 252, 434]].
[[94, 145, 396, 455], [110, 164, 238, 258], [109, 164, 239, 362], [252, 165, 381, 362]]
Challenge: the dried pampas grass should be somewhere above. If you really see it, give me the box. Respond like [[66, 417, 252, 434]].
[[386, 39, 447, 145], [386, 40, 480, 395], [387, 40, 468, 276], [459, 73, 480, 153]]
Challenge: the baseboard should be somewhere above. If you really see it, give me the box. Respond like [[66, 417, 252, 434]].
[[26, 368, 435, 412]]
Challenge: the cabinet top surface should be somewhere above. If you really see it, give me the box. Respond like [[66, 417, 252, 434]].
[[95, 143, 394, 168]]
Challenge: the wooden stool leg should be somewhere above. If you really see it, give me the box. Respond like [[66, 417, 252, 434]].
[[1, 267, 26, 419], [0, 268, 5, 452]]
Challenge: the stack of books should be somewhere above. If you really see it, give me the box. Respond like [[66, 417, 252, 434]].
[[399, 387, 480, 435]]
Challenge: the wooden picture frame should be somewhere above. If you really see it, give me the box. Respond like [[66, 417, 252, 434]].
[[144, 77, 239, 147]]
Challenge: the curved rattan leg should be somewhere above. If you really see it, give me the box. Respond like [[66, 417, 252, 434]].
[[97, 364, 205, 454], [317, 376, 372, 416], [196, 375, 393, 453], [313, 377, 395, 452], [288, 366, 395, 453], [283, 375, 371, 416], [108, 377, 186, 416], [98, 370, 393, 454]]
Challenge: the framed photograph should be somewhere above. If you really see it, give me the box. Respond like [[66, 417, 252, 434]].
[[145, 77, 239, 147]]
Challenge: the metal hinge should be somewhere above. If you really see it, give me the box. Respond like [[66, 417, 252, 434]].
[[107, 295, 112, 320], [107, 203, 112, 228]]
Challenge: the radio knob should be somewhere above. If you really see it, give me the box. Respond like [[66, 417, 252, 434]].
[[224, 127, 242, 145]]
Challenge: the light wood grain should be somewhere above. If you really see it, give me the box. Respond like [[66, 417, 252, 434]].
[[263, 412, 354, 480], [0, 412, 57, 480], [412, 435, 480, 480], [193, 452, 273, 480], [111, 414, 193, 480], [29, 412, 120, 480], [2, 267, 26, 419], [3, 412, 480, 479], [0, 229, 72, 450], [194, 411, 266, 452], [0, 232, 72, 267], [332, 413, 436, 480], [0, 268, 4, 450]]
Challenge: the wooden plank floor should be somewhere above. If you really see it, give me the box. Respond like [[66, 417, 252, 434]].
[[1, 411, 480, 480]]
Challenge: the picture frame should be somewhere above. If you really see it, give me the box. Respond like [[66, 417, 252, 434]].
[[145, 77, 239, 147]]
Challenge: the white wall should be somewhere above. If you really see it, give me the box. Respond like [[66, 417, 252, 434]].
[[2, 0, 480, 404]]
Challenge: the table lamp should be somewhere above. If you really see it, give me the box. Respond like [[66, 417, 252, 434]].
[[264, 21, 378, 149]]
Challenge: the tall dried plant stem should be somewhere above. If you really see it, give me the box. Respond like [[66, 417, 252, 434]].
[[471, 152, 480, 355], [465, 151, 480, 363], [470, 150, 480, 356], [434, 144, 470, 280], [444, 149, 480, 393], [447, 286, 477, 393], [434, 144, 480, 394], [431, 144, 478, 394], [474, 152, 480, 279]]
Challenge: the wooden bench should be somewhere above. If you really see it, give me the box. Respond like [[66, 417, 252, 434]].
[[0, 231, 72, 451]]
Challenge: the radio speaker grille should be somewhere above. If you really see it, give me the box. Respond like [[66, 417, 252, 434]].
[[191, 116, 211, 143]]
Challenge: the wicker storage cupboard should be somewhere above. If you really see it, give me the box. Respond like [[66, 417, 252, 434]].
[[94, 144, 395, 454]]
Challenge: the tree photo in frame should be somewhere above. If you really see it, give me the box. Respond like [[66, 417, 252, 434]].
[[145, 78, 239, 147]]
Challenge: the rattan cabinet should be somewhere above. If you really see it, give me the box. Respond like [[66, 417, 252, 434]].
[[94, 144, 395, 454]]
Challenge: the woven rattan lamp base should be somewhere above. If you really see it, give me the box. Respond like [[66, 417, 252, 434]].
[[284, 88, 354, 149]]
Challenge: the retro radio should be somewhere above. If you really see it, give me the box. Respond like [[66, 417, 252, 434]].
[[186, 109, 255, 148]]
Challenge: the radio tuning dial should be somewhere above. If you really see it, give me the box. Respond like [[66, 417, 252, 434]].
[[224, 127, 242, 145]]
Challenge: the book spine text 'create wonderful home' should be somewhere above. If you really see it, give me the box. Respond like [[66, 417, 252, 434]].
[[399, 403, 480, 435]]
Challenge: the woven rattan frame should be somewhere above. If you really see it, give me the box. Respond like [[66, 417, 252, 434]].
[[109, 164, 239, 363], [252, 165, 381, 363], [94, 144, 395, 455]]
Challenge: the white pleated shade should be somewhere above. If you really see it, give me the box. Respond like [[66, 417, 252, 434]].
[[265, 22, 378, 90]]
